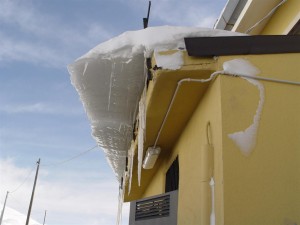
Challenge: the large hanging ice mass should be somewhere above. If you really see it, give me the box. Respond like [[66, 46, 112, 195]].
[[68, 26, 241, 181]]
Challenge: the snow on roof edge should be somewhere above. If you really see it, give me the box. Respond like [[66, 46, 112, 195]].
[[68, 26, 244, 181], [74, 25, 244, 61]]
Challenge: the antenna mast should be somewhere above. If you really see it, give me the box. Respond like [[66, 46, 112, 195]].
[[143, 1, 152, 28]]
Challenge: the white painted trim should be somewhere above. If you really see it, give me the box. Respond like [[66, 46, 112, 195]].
[[283, 11, 300, 34]]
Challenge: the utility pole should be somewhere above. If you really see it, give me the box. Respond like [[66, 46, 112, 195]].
[[0, 191, 9, 225], [143, 1, 151, 29], [25, 158, 40, 225], [42, 210, 47, 225]]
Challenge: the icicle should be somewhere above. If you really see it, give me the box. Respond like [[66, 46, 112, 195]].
[[209, 177, 215, 225], [82, 62, 89, 76], [108, 62, 116, 111], [116, 182, 122, 225], [137, 86, 146, 186], [116, 172, 126, 225], [128, 140, 135, 194]]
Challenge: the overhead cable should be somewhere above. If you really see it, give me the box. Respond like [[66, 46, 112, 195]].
[[9, 167, 35, 194], [42, 145, 98, 167]]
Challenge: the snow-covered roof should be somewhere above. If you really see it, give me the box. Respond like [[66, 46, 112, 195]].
[[68, 26, 241, 181]]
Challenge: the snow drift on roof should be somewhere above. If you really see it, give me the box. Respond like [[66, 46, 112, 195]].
[[68, 26, 242, 181]]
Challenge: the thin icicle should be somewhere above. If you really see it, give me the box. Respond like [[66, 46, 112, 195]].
[[128, 140, 135, 194], [82, 62, 89, 76], [116, 172, 126, 225], [116, 185, 122, 225], [108, 62, 115, 111], [137, 86, 147, 186]]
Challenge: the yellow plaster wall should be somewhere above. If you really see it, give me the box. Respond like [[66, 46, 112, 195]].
[[142, 77, 224, 224], [141, 163, 165, 197], [175, 77, 224, 225], [218, 54, 300, 224], [139, 54, 300, 225], [262, 0, 300, 35]]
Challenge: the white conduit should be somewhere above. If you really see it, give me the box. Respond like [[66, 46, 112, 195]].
[[245, 0, 288, 34], [153, 71, 223, 148], [153, 70, 300, 148]]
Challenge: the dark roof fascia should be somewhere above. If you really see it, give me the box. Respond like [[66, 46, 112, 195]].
[[288, 20, 300, 35], [184, 35, 300, 57]]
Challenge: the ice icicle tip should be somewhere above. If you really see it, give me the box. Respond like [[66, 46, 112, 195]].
[[128, 140, 135, 194], [116, 171, 126, 225], [137, 86, 147, 186]]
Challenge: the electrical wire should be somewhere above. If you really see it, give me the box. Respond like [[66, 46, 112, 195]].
[[1, 145, 98, 201], [42, 145, 98, 167], [223, 73, 300, 86], [9, 166, 35, 194], [245, 0, 287, 34]]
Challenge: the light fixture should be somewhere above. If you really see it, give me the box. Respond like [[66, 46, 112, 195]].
[[142, 147, 161, 169]]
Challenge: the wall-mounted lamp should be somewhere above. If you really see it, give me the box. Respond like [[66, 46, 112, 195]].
[[142, 147, 161, 169]]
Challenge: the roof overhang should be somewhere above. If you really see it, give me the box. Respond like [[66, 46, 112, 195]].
[[185, 35, 300, 57], [215, 0, 286, 34], [124, 35, 300, 201], [214, 0, 248, 30], [68, 26, 242, 182], [124, 51, 217, 201]]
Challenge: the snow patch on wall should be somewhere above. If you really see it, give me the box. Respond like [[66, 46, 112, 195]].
[[224, 59, 265, 156], [154, 50, 184, 70]]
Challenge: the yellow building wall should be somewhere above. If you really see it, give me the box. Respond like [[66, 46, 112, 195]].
[[141, 161, 165, 197], [218, 54, 300, 225], [141, 77, 224, 225], [139, 53, 300, 225], [262, 0, 300, 35], [175, 77, 224, 225]]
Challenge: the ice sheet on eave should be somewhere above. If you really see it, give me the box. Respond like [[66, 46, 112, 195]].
[[68, 26, 243, 181]]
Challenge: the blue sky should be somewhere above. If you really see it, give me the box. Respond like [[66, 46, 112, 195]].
[[0, 0, 227, 224]]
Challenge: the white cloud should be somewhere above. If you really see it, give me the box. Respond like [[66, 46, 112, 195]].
[[0, 32, 70, 67], [0, 0, 112, 67], [150, 1, 220, 28], [0, 0, 226, 67], [123, 0, 224, 28], [0, 159, 129, 225], [0, 102, 83, 115]]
